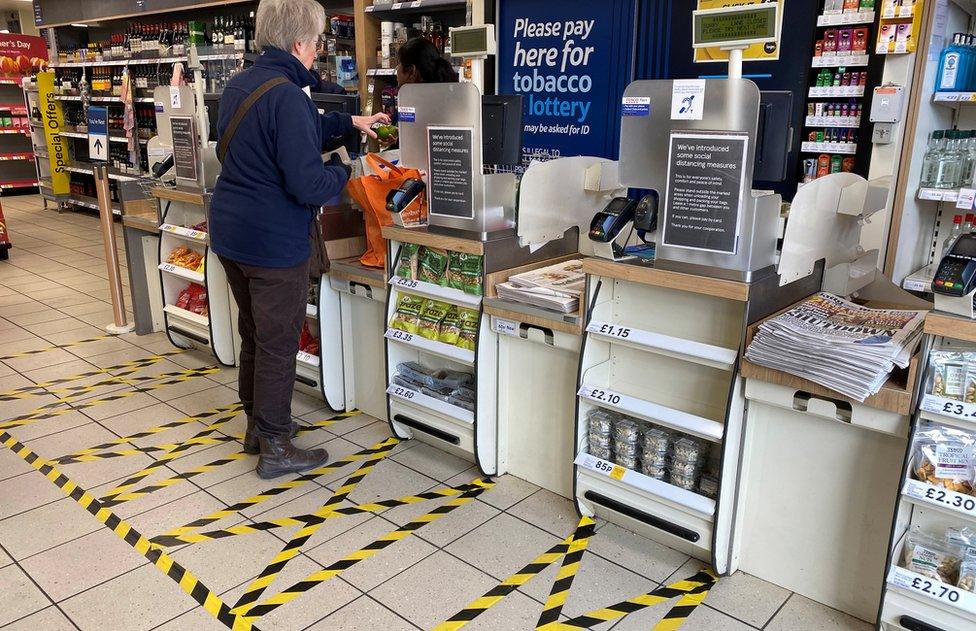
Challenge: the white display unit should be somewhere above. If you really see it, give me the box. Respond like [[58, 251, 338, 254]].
[[382, 228, 499, 475], [878, 313, 976, 630], [326, 257, 389, 420], [887, 0, 976, 286], [155, 193, 235, 366], [574, 259, 750, 574], [293, 275, 332, 403]]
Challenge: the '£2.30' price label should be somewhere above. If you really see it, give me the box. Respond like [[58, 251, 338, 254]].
[[905, 478, 976, 515]]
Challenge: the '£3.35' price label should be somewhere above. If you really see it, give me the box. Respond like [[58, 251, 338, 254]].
[[393, 276, 419, 290], [386, 329, 414, 343], [920, 394, 976, 421]]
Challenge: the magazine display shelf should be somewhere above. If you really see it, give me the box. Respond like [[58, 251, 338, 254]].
[[325, 257, 389, 420], [154, 189, 235, 366], [878, 312, 976, 631], [574, 259, 756, 575], [381, 225, 576, 476], [737, 300, 921, 624], [483, 254, 584, 499]]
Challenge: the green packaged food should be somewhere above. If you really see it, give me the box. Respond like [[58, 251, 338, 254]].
[[438, 305, 461, 345], [446, 252, 483, 295], [390, 294, 424, 334], [395, 243, 419, 280], [457, 307, 479, 351], [419, 247, 449, 286], [418, 299, 450, 340]]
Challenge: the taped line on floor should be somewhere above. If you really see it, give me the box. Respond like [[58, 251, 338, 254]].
[[233, 451, 389, 611], [151, 481, 487, 547], [0, 351, 184, 400], [232, 478, 495, 621], [153, 432, 392, 539], [536, 519, 596, 627], [1, 366, 201, 402], [433, 517, 596, 631], [538, 569, 718, 630], [54, 403, 244, 463], [0, 335, 112, 361], [650, 581, 714, 631], [0, 430, 257, 631], [0, 365, 220, 430]]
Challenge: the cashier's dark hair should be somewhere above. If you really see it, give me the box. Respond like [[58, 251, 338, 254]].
[[399, 37, 457, 83]]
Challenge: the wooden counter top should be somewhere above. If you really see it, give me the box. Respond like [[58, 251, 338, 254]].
[[924, 311, 976, 344], [381, 225, 484, 255], [582, 258, 751, 302], [330, 256, 386, 288], [151, 186, 208, 206], [121, 213, 159, 234]]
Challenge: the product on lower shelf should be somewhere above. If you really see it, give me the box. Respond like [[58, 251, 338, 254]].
[[912, 422, 976, 495], [299, 321, 319, 356], [393, 361, 475, 411], [174, 282, 208, 316], [929, 350, 976, 402], [901, 528, 976, 592], [394, 245, 484, 296], [390, 296, 479, 351], [167, 245, 205, 272]]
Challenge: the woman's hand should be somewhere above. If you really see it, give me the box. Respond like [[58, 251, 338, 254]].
[[352, 113, 392, 139]]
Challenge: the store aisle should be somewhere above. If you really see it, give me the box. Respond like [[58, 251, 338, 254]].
[[0, 195, 870, 630]]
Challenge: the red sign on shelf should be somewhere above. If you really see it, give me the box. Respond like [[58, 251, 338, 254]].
[[0, 34, 48, 80]]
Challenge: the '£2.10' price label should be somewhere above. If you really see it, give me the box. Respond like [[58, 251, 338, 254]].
[[579, 385, 622, 406]]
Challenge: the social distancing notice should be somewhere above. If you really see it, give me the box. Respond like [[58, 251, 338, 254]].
[[0, 343, 719, 630]]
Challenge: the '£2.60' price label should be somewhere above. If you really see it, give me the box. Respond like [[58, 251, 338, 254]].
[[389, 385, 416, 400]]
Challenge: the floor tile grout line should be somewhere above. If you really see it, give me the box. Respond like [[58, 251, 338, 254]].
[[762, 591, 794, 630], [0, 541, 83, 630]]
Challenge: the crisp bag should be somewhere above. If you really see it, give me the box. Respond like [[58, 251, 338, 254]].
[[348, 153, 426, 268]]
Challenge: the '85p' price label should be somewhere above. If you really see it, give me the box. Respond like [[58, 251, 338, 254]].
[[575, 453, 626, 481]]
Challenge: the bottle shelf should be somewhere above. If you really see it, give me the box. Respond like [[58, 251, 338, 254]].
[[917, 187, 960, 202], [365, 0, 466, 18], [933, 92, 976, 106], [366, 68, 397, 76], [68, 195, 121, 215], [801, 141, 858, 154], [0, 179, 37, 189], [51, 52, 242, 69], [902, 263, 937, 293], [812, 54, 870, 68]]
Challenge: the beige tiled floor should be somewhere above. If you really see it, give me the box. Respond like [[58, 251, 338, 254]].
[[0, 195, 873, 630]]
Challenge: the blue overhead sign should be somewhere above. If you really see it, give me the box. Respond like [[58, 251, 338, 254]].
[[496, 0, 636, 167], [87, 105, 108, 162]]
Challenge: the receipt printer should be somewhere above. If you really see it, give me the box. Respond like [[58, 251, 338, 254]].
[[934, 233, 976, 297]]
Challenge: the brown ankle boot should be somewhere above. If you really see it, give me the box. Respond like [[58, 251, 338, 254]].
[[244, 418, 300, 455], [256, 434, 329, 479]]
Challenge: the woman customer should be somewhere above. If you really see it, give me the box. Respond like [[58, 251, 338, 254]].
[[210, 0, 389, 479], [395, 36, 458, 86]]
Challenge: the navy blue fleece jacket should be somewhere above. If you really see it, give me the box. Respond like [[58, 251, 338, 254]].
[[210, 47, 354, 268]]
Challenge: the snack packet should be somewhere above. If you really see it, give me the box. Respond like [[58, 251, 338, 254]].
[[419, 247, 449, 285], [913, 422, 976, 495], [903, 532, 963, 584], [456, 307, 479, 351], [438, 305, 461, 345], [446, 252, 483, 295], [390, 294, 424, 334], [930, 351, 971, 400], [395, 243, 420, 280], [418, 300, 450, 341], [960, 549, 976, 592]]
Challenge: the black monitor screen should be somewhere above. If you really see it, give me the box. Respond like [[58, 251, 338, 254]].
[[483, 95, 523, 167]]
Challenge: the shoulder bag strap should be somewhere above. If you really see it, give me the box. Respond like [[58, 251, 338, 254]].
[[216, 76, 290, 163]]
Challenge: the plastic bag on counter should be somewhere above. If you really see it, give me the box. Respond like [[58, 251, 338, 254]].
[[913, 423, 976, 495], [929, 351, 976, 401], [902, 531, 963, 584], [395, 243, 420, 280], [390, 294, 425, 334], [456, 308, 479, 351], [418, 300, 450, 341], [419, 247, 449, 286]]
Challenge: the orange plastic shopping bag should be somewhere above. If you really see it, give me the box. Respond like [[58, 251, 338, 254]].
[[348, 153, 426, 268]]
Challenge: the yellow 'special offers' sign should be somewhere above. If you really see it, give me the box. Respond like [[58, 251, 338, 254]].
[[36, 71, 69, 195]]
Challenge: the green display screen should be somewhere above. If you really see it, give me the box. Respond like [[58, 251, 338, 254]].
[[693, 5, 778, 47], [452, 28, 488, 55]]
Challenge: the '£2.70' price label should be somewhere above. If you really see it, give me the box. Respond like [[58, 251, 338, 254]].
[[900, 572, 963, 605]]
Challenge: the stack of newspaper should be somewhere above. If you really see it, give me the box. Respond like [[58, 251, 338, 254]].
[[745, 293, 926, 402], [496, 259, 585, 314]]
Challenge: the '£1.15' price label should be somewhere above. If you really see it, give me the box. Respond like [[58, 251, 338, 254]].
[[587, 321, 632, 339]]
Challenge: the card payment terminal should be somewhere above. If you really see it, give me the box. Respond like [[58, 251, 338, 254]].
[[934, 233, 976, 297], [589, 197, 638, 243]]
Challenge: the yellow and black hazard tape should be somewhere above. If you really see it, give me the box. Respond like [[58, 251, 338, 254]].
[[650, 580, 714, 631], [433, 517, 596, 631], [54, 403, 244, 463], [536, 569, 718, 630], [0, 365, 220, 430], [233, 449, 389, 611], [232, 478, 494, 621], [0, 430, 257, 631], [0, 335, 112, 361], [536, 519, 596, 627], [151, 481, 487, 547], [155, 434, 394, 538], [0, 350, 184, 400], [2, 365, 202, 403], [102, 451, 251, 508]]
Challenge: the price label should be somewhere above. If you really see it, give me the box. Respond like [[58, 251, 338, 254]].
[[297, 351, 319, 365], [891, 568, 963, 605], [588, 321, 632, 339], [921, 394, 976, 421], [493, 318, 517, 337], [386, 329, 414, 343], [579, 385, 622, 406], [411, 0, 423, 6], [160, 263, 177, 274], [905, 479, 976, 514], [576, 453, 627, 481], [957, 188, 976, 211], [392, 2, 404, 8], [394, 276, 419, 290], [390, 385, 417, 400]]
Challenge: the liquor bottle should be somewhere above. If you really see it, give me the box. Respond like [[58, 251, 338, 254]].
[[944, 215, 964, 258], [224, 16, 236, 47], [212, 17, 222, 46], [937, 130, 964, 190], [921, 130, 946, 188], [235, 16, 245, 51]]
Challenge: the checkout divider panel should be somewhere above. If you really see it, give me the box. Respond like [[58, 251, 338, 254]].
[[318, 274, 345, 409], [333, 276, 388, 421]]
